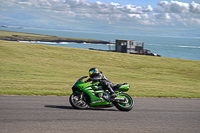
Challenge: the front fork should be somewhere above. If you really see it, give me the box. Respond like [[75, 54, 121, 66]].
[[77, 91, 83, 99], [74, 91, 89, 106]]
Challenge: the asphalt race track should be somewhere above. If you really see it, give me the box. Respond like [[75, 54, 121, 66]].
[[0, 95, 199, 133]]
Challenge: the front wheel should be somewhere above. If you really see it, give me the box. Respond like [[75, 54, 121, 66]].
[[69, 92, 89, 109], [113, 93, 134, 111]]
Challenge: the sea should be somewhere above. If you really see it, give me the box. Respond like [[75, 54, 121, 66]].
[[1, 27, 200, 61]]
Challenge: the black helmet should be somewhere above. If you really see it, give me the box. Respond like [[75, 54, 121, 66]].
[[89, 68, 98, 78]]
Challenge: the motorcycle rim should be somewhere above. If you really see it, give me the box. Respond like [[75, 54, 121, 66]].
[[113, 93, 134, 111], [69, 92, 88, 109], [118, 93, 133, 107]]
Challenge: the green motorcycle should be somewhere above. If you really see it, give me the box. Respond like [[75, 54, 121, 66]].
[[69, 76, 134, 111]]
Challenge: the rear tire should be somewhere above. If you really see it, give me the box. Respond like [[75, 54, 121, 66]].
[[69, 92, 89, 109], [113, 93, 134, 111]]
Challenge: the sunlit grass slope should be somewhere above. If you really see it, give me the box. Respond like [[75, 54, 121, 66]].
[[0, 40, 199, 98]]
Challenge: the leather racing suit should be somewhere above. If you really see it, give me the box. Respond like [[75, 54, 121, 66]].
[[85, 72, 116, 95]]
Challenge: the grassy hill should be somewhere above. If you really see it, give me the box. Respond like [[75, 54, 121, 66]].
[[0, 30, 109, 43], [0, 40, 199, 98]]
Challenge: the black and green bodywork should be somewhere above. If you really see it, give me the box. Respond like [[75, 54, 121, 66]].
[[71, 76, 130, 107]]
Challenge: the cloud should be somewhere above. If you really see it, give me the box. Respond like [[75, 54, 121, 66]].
[[158, 1, 190, 13], [0, 0, 200, 29], [190, 1, 200, 13], [155, 1, 200, 27]]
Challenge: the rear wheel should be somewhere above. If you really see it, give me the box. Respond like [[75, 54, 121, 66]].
[[69, 92, 89, 109], [113, 93, 134, 111]]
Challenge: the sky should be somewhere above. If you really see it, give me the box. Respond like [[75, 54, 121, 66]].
[[0, 0, 200, 37], [87, 0, 198, 7]]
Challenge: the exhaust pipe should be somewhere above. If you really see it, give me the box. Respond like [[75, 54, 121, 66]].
[[114, 97, 125, 100]]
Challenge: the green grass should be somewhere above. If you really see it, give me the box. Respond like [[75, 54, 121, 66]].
[[0, 40, 200, 98]]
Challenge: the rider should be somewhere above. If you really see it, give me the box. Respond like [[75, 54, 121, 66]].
[[85, 68, 117, 98]]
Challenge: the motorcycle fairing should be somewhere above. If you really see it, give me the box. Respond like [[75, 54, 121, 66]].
[[72, 76, 128, 107], [73, 77, 111, 107]]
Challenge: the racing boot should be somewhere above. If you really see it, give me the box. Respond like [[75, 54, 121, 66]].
[[107, 83, 117, 98]]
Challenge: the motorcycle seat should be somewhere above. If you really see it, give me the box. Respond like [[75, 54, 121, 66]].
[[112, 84, 123, 91]]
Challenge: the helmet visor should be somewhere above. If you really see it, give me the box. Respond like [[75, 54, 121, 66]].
[[89, 70, 94, 76]]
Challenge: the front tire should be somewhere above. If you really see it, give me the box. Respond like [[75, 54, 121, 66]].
[[69, 92, 89, 109], [113, 93, 134, 111]]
